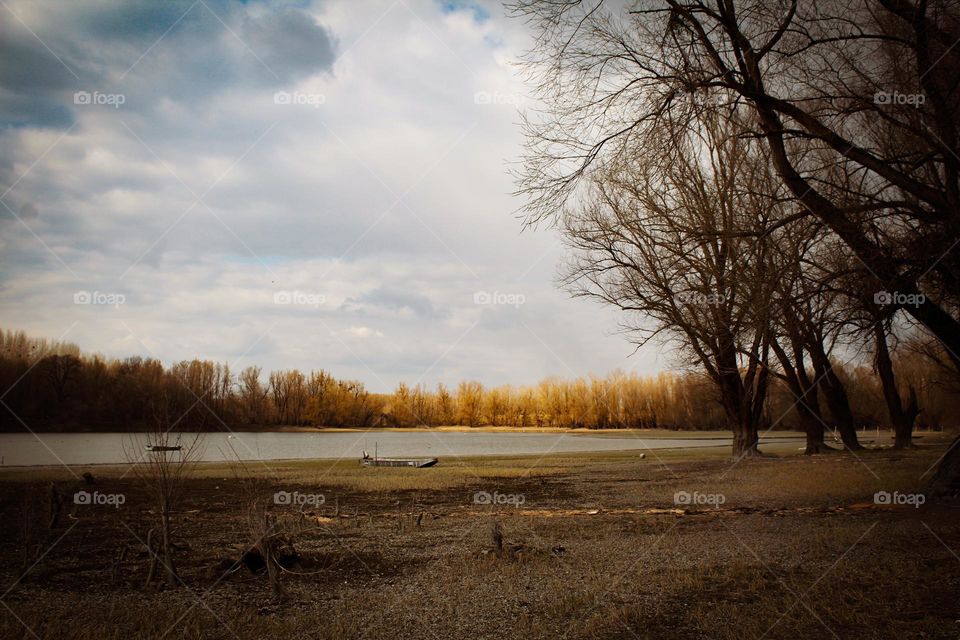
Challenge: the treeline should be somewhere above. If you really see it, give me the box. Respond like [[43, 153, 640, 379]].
[[1, 329, 957, 433], [0, 330, 377, 431]]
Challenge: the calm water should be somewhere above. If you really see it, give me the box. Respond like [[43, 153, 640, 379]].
[[0, 430, 808, 467]]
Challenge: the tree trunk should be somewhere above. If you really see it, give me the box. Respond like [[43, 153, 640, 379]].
[[792, 345, 833, 454], [771, 338, 832, 454], [732, 420, 760, 458], [144, 528, 157, 588], [903, 300, 960, 374], [717, 370, 762, 458], [873, 324, 919, 449], [161, 510, 177, 587], [806, 341, 863, 450], [714, 330, 767, 459], [778, 305, 861, 451], [798, 402, 832, 454]]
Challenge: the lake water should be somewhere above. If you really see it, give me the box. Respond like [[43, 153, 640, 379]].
[[0, 430, 809, 467]]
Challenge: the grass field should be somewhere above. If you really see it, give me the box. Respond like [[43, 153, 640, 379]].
[[1, 436, 958, 639]]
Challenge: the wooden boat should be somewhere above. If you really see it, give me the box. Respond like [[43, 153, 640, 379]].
[[360, 457, 438, 468], [145, 444, 182, 452], [360, 452, 437, 468]]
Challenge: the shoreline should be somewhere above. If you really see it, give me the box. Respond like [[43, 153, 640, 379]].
[[4, 434, 952, 473], [1, 425, 739, 435], [2, 425, 825, 436], [0, 443, 736, 471], [1, 424, 944, 436]]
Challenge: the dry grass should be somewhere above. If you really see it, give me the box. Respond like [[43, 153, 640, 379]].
[[1, 439, 958, 639]]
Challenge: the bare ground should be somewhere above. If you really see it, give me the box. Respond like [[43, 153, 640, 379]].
[[1, 439, 958, 640]]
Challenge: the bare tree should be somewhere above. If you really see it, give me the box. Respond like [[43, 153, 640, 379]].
[[765, 221, 841, 453], [871, 319, 921, 447], [561, 112, 775, 456], [780, 286, 864, 451], [457, 381, 486, 427], [239, 365, 268, 424], [813, 236, 925, 448], [510, 0, 960, 368], [127, 404, 204, 588]]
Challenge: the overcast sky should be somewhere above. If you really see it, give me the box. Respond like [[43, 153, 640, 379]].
[[0, 0, 667, 391]]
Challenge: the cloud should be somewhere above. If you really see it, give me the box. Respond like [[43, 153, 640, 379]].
[[0, 0, 656, 390], [347, 326, 383, 338], [0, 0, 337, 130], [241, 7, 337, 79], [342, 285, 442, 318]]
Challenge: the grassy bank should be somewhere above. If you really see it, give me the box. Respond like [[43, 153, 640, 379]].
[[1, 440, 957, 639]]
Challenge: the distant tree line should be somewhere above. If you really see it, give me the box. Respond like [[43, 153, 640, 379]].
[[1, 329, 957, 433]]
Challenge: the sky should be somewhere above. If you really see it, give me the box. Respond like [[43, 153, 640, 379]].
[[0, 0, 667, 392]]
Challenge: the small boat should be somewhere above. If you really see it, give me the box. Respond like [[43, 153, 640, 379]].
[[360, 450, 437, 468], [145, 444, 182, 452], [360, 457, 438, 468]]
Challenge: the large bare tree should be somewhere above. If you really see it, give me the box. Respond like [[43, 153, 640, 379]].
[[561, 112, 775, 456], [511, 0, 960, 369], [766, 220, 851, 452]]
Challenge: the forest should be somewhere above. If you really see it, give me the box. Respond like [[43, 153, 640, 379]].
[[2, 328, 957, 433]]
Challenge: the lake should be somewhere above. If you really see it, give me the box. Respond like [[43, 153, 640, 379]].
[[0, 430, 810, 467]]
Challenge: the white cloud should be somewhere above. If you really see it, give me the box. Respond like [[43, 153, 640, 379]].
[[347, 326, 382, 339], [0, 0, 665, 390]]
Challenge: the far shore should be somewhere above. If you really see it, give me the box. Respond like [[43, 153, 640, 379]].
[[4, 424, 746, 436], [2, 423, 942, 439]]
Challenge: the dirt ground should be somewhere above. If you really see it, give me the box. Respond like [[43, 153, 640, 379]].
[[1, 437, 958, 640]]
